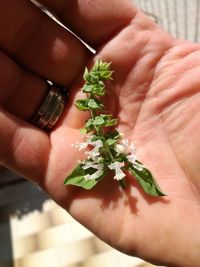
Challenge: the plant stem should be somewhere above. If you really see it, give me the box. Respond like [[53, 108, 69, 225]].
[[119, 179, 127, 189], [90, 109, 99, 134], [90, 107, 115, 162]]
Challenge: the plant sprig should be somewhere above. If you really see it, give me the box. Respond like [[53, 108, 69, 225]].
[[64, 60, 165, 197]]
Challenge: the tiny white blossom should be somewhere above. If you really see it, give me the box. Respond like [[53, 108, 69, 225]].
[[127, 153, 144, 171], [129, 143, 137, 154], [72, 137, 103, 160], [108, 161, 126, 181], [114, 139, 136, 155], [83, 162, 104, 180], [114, 139, 129, 154], [71, 141, 88, 151], [87, 140, 103, 160], [82, 161, 98, 170], [127, 153, 137, 164], [117, 139, 143, 171], [122, 139, 137, 154], [115, 144, 126, 154]]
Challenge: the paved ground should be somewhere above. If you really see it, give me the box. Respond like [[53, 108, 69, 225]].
[[134, 0, 200, 42]]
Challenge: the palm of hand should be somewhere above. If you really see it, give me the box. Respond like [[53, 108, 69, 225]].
[[0, 1, 199, 265], [42, 25, 200, 265]]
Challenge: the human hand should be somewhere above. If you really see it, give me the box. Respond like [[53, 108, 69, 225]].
[[0, 1, 200, 266]]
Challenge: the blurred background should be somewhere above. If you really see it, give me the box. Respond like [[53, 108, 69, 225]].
[[0, 0, 199, 266]]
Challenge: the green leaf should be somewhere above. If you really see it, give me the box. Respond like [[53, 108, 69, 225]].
[[114, 153, 128, 162], [83, 83, 105, 96], [80, 128, 87, 134], [128, 163, 165, 196], [88, 99, 104, 110], [92, 83, 105, 96], [83, 84, 93, 93], [75, 99, 89, 111], [93, 116, 105, 126], [105, 130, 120, 140], [64, 164, 99, 190], [104, 118, 118, 127], [83, 67, 89, 81], [106, 138, 116, 146], [102, 115, 118, 127], [85, 118, 94, 132], [92, 61, 113, 80], [83, 61, 113, 85], [76, 98, 103, 111], [84, 72, 99, 84], [100, 70, 113, 80], [93, 115, 118, 127]]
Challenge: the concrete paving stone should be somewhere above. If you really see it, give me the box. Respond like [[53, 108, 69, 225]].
[[10, 210, 51, 239], [80, 251, 120, 267], [115, 250, 145, 267], [71, 222, 93, 241], [19, 248, 58, 267], [92, 236, 112, 254], [49, 206, 77, 226], [12, 234, 38, 259], [133, 0, 200, 42], [42, 199, 58, 212], [136, 263, 156, 267], [62, 264, 82, 267], [56, 238, 96, 266], [37, 224, 75, 250]]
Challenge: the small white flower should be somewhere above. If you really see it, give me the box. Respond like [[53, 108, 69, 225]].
[[71, 141, 88, 151], [122, 139, 137, 154], [87, 140, 103, 160], [127, 153, 137, 164], [127, 152, 144, 171], [114, 139, 129, 154], [129, 142, 137, 154], [115, 144, 126, 154], [72, 137, 103, 161], [127, 148, 144, 171], [82, 161, 98, 170], [108, 161, 126, 181], [114, 139, 136, 155], [83, 162, 104, 180]]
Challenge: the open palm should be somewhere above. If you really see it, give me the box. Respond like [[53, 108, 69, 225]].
[[0, 1, 200, 266]]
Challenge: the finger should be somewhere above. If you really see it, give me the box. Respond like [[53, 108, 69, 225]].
[[0, 0, 89, 86], [0, 108, 50, 183], [38, 0, 136, 47], [0, 50, 48, 120]]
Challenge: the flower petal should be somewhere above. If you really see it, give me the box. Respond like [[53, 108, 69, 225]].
[[108, 161, 126, 181], [84, 163, 104, 180]]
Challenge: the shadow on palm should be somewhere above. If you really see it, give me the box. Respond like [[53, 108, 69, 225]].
[[44, 33, 200, 264]]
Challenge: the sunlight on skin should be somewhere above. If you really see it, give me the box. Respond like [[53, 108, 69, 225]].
[[41, 16, 200, 267], [1, 1, 200, 266], [45, 49, 200, 267]]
